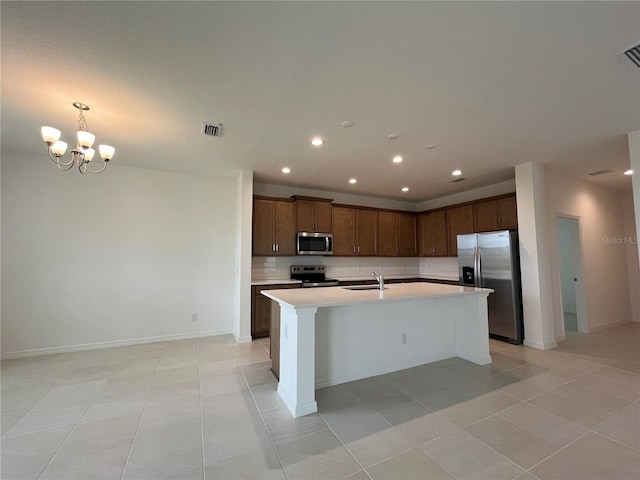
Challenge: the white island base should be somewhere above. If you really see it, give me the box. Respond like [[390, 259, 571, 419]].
[[264, 283, 493, 418]]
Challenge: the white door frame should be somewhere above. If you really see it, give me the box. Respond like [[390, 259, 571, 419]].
[[554, 215, 588, 335]]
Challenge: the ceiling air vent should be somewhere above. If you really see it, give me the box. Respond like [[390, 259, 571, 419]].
[[450, 177, 466, 183], [202, 122, 223, 137], [617, 42, 640, 70], [588, 169, 613, 176]]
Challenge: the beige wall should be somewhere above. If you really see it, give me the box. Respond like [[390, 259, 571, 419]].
[[545, 170, 635, 337]]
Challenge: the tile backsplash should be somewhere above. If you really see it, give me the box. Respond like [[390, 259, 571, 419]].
[[252, 256, 458, 281]]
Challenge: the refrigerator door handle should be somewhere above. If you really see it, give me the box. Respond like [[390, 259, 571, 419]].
[[475, 247, 482, 287]]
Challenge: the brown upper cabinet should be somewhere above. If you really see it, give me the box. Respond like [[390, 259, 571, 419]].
[[418, 210, 448, 257], [473, 194, 518, 232], [446, 205, 474, 257], [332, 206, 378, 256], [379, 212, 417, 256], [294, 197, 333, 233], [252, 197, 296, 256]]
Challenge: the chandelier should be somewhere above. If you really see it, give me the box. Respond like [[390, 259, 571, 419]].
[[41, 102, 115, 174]]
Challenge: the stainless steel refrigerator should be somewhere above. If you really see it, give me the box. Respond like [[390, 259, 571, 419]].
[[457, 230, 524, 344]]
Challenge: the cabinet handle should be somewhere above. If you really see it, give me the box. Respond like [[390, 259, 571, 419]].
[[357, 246, 360, 254], [272, 244, 275, 252], [276, 243, 279, 252], [353, 246, 356, 254]]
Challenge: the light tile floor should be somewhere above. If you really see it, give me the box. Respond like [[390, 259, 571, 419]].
[[1, 323, 639, 479]]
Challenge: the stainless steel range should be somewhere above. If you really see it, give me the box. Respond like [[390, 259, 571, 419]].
[[291, 265, 339, 288]]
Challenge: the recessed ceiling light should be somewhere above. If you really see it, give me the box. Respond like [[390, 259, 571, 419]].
[[425, 145, 437, 149], [392, 156, 403, 163], [282, 167, 291, 174], [311, 137, 324, 146], [387, 134, 400, 140], [349, 178, 357, 184], [452, 169, 463, 176], [624, 169, 634, 175], [401, 187, 409, 192], [341, 121, 354, 128]]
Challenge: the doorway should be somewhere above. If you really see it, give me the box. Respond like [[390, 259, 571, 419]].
[[556, 216, 588, 333]]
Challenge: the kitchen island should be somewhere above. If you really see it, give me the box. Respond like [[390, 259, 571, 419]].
[[263, 282, 493, 418]]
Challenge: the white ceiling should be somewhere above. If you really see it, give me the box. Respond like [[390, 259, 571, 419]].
[[2, 1, 639, 201]]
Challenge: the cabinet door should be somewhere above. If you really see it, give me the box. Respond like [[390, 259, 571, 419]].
[[356, 209, 378, 256], [296, 200, 315, 232], [253, 199, 275, 256], [473, 200, 499, 233], [498, 196, 518, 229], [313, 202, 333, 233], [447, 205, 474, 257], [251, 290, 271, 338], [274, 201, 296, 255], [431, 210, 448, 257], [418, 213, 433, 256], [398, 214, 417, 256], [378, 212, 399, 256], [332, 207, 356, 255], [270, 301, 280, 379]]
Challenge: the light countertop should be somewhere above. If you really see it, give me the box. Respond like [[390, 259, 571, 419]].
[[262, 282, 492, 310]]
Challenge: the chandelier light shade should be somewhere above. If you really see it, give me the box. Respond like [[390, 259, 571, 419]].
[[40, 102, 115, 174]]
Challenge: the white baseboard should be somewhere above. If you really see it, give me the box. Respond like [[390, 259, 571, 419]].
[[587, 318, 632, 333], [523, 338, 558, 350], [314, 352, 455, 389], [234, 335, 253, 344], [1, 329, 234, 360]]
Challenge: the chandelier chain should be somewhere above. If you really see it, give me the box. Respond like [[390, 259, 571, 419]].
[[77, 110, 88, 132]]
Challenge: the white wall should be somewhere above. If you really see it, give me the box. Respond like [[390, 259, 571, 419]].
[[1, 152, 238, 357], [515, 162, 556, 350], [234, 170, 253, 343], [628, 131, 640, 265], [622, 191, 640, 323], [546, 169, 634, 335]]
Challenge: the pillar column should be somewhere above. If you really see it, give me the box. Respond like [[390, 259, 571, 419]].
[[515, 162, 557, 349]]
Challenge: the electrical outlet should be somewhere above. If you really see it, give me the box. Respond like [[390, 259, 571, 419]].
[[192, 313, 198, 321], [401, 332, 407, 344]]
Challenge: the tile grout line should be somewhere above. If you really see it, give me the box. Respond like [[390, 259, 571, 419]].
[[32, 355, 139, 480], [118, 346, 166, 480], [521, 430, 592, 474], [320, 413, 375, 479], [588, 428, 640, 452], [197, 341, 206, 480], [234, 340, 291, 480], [34, 385, 106, 479]]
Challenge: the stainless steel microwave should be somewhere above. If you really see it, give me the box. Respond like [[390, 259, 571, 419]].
[[296, 232, 333, 255]]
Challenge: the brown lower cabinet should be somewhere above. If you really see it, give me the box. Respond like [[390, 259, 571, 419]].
[[251, 283, 301, 380], [251, 283, 300, 338]]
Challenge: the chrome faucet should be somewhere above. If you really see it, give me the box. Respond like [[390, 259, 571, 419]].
[[371, 271, 384, 290]]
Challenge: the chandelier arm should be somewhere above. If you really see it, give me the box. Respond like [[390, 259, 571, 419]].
[[48, 149, 74, 167], [57, 161, 75, 171], [82, 161, 109, 174]]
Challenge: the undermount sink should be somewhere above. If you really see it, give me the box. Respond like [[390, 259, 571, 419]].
[[342, 285, 388, 291]]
